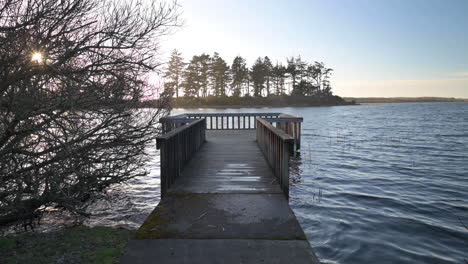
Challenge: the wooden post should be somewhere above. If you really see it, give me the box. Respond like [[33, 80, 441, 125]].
[[156, 118, 206, 198], [281, 141, 290, 198], [255, 117, 294, 198]]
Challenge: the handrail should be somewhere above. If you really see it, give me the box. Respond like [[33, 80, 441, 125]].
[[157, 118, 206, 142], [161, 113, 301, 147], [256, 117, 294, 198], [170, 113, 282, 117], [257, 118, 295, 142], [156, 118, 206, 198], [276, 114, 302, 150], [162, 113, 283, 131], [161, 112, 302, 150]]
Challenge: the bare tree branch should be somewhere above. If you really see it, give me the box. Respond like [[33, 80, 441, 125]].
[[0, 0, 181, 225]]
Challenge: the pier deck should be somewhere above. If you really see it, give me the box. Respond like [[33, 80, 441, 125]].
[[121, 115, 318, 264]]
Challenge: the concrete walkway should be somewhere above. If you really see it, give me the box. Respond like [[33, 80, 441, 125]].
[[121, 131, 319, 264]]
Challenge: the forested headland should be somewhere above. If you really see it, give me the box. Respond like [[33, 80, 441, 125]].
[[143, 50, 354, 108]]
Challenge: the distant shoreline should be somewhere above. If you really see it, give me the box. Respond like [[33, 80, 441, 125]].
[[171, 103, 355, 109], [344, 97, 468, 104], [140, 95, 356, 109], [141, 96, 468, 109], [168, 95, 355, 109]]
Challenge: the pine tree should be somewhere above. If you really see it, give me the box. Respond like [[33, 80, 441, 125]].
[[263, 56, 273, 97], [177, 53, 334, 99], [230, 56, 249, 97], [310, 62, 333, 96], [164, 49, 185, 97], [289, 56, 308, 95], [295, 56, 307, 82], [286, 57, 298, 94], [210, 52, 230, 97], [272, 62, 287, 95], [198, 54, 211, 97], [183, 54, 211, 97], [250, 57, 266, 97], [183, 56, 201, 97]]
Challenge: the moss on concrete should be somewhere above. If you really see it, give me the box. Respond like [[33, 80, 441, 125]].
[[0, 226, 134, 264], [133, 203, 175, 239], [133, 193, 201, 239]]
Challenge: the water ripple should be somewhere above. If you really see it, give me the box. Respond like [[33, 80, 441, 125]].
[[10, 104, 466, 264], [287, 103, 468, 264]]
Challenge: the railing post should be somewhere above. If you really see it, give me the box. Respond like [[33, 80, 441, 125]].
[[255, 117, 298, 198], [157, 118, 206, 198], [159, 139, 168, 198], [281, 141, 290, 198]]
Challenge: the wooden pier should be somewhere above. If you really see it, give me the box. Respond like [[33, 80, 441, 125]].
[[121, 113, 319, 264]]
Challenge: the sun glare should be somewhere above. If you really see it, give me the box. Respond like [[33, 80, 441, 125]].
[[31, 52, 43, 63]]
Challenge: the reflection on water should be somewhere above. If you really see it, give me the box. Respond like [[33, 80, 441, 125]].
[[84, 142, 161, 229], [171, 104, 468, 264], [2, 103, 468, 264], [289, 155, 303, 184], [1, 142, 161, 235], [287, 103, 468, 264]]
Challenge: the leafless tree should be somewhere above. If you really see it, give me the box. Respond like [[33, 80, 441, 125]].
[[0, 0, 181, 225]]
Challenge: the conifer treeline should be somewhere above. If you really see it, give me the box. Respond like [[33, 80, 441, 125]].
[[163, 49, 334, 98]]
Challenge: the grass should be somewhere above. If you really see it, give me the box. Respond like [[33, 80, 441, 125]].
[[0, 226, 134, 264]]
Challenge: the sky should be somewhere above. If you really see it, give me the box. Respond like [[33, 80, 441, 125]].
[[161, 0, 468, 98]]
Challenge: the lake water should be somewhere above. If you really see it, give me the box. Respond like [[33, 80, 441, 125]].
[[6, 102, 467, 264], [280, 103, 468, 264], [170, 103, 468, 264]]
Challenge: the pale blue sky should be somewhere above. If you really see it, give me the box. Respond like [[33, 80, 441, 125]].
[[162, 0, 468, 97]]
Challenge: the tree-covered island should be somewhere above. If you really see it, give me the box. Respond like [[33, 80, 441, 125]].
[[149, 50, 353, 108]]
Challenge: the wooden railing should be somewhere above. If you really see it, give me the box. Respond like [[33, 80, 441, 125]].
[[275, 114, 302, 150], [156, 118, 206, 198], [161, 113, 281, 131], [161, 112, 303, 150], [256, 117, 294, 198]]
